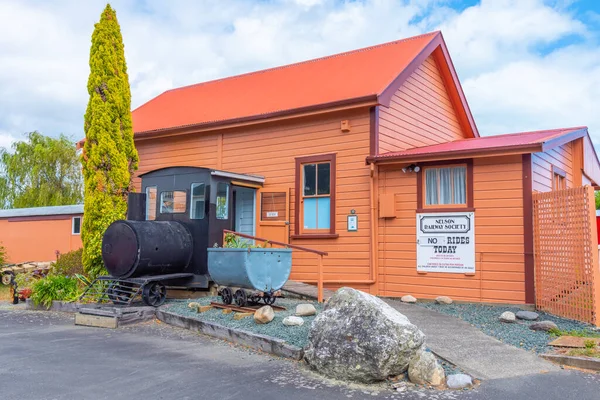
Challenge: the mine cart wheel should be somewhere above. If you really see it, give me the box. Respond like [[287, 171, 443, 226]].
[[234, 289, 247, 307], [107, 282, 133, 305], [221, 287, 233, 305], [263, 295, 276, 306], [142, 282, 167, 307], [249, 294, 262, 304]]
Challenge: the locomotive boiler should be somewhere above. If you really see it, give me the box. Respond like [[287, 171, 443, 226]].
[[90, 166, 269, 307]]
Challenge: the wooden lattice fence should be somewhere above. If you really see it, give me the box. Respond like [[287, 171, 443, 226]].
[[532, 186, 600, 326]]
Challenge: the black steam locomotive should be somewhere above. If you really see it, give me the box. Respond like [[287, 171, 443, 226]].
[[88, 166, 265, 306]]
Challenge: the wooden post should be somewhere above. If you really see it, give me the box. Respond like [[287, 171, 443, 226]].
[[586, 186, 600, 327], [318, 254, 324, 303]]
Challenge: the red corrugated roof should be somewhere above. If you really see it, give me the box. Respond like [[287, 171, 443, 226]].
[[132, 32, 441, 133], [369, 127, 588, 162]]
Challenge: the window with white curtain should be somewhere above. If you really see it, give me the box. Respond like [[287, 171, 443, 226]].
[[424, 166, 467, 206]]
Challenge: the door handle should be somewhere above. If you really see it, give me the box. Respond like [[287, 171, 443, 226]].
[[285, 221, 290, 225]]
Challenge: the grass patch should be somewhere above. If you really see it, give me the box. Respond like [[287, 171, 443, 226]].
[[548, 328, 600, 338], [568, 348, 600, 359], [0, 284, 11, 301]]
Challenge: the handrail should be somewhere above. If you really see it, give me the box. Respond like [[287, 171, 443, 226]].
[[223, 229, 328, 302], [223, 230, 328, 256]]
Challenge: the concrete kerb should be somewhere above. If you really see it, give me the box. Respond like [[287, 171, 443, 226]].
[[156, 308, 304, 361], [541, 354, 600, 372], [25, 299, 80, 313]]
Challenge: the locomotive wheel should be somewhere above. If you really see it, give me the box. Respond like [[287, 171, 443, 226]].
[[234, 289, 247, 307], [107, 282, 133, 305], [142, 282, 167, 307], [221, 287, 233, 305]]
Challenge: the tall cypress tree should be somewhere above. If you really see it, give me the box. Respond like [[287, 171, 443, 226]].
[[82, 4, 138, 278]]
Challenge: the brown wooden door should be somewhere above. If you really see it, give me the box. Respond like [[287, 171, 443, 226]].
[[256, 188, 290, 244]]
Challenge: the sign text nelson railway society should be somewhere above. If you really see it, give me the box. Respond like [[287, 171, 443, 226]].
[[416, 213, 475, 274]]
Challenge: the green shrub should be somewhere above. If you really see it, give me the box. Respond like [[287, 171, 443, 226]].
[[14, 271, 41, 288], [31, 275, 79, 308], [584, 339, 597, 349], [51, 248, 84, 276], [223, 233, 269, 249]]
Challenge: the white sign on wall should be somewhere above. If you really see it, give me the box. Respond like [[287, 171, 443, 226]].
[[416, 212, 475, 274]]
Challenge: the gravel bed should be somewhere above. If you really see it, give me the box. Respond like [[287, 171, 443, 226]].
[[418, 303, 595, 353], [164, 296, 322, 348]]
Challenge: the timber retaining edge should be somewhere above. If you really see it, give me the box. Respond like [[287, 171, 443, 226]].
[[541, 354, 600, 372], [155, 309, 304, 360]]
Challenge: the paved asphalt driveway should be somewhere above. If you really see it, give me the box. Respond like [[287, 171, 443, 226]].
[[0, 308, 598, 400]]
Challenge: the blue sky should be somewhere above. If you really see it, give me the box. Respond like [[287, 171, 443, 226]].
[[0, 0, 599, 149]]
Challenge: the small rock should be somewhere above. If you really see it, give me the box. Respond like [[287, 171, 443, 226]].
[[499, 311, 516, 323], [254, 306, 274, 324], [391, 381, 406, 389], [283, 316, 304, 326], [187, 302, 200, 310], [435, 296, 453, 305], [447, 374, 473, 389], [516, 310, 539, 321], [296, 303, 317, 316], [530, 321, 558, 332], [401, 295, 417, 303], [408, 350, 445, 386]]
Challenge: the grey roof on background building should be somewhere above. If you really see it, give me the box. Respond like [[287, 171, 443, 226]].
[[0, 205, 84, 219]]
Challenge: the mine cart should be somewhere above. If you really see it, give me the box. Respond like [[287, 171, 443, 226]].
[[207, 247, 292, 306]]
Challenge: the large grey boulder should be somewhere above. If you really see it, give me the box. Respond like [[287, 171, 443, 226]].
[[408, 350, 445, 386], [304, 287, 425, 383]]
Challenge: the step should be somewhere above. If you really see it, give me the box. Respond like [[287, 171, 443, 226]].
[[75, 313, 118, 329], [76, 306, 156, 328]]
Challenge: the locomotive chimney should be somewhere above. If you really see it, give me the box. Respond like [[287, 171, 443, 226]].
[[127, 193, 147, 221]]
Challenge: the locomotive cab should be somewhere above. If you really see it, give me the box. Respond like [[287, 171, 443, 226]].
[[101, 167, 265, 290]]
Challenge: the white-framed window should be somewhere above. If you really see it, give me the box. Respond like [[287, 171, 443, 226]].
[[301, 161, 331, 231], [72, 216, 82, 235], [190, 183, 206, 220], [424, 165, 467, 206]]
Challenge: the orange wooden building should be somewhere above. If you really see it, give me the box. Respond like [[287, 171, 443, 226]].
[[128, 31, 600, 304], [0, 205, 83, 263]]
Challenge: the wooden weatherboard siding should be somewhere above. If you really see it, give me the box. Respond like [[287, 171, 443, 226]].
[[532, 142, 573, 192], [377, 155, 525, 303], [0, 216, 82, 263], [377, 55, 469, 154], [134, 109, 374, 292]]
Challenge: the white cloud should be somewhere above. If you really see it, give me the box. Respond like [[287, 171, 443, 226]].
[[0, 131, 16, 151], [0, 0, 598, 148]]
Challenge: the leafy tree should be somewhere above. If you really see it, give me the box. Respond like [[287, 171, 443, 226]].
[[0, 132, 83, 209], [81, 4, 138, 278], [596, 191, 600, 210]]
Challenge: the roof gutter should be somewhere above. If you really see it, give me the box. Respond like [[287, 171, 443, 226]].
[[366, 143, 543, 164], [133, 95, 379, 139]]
